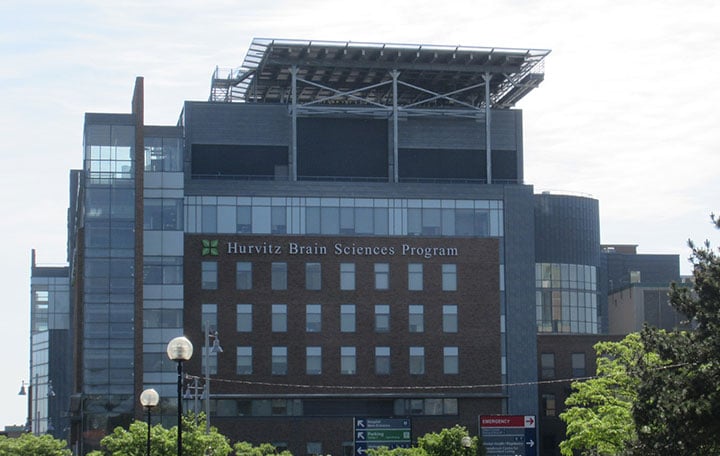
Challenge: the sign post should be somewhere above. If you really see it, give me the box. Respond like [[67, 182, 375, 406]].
[[480, 415, 537, 456], [354, 418, 412, 456]]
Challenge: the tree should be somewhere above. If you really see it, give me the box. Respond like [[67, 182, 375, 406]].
[[368, 425, 485, 456], [87, 413, 232, 456], [233, 441, 294, 456], [634, 215, 720, 454], [559, 333, 652, 455], [0, 433, 71, 456]]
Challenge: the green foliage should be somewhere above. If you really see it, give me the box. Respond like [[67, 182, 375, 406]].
[[368, 445, 427, 456], [88, 412, 232, 456], [0, 433, 71, 456], [559, 333, 652, 455], [369, 425, 485, 456], [417, 425, 485, 456], [634, 215, 720, 454], [233, 441, 293, 456]]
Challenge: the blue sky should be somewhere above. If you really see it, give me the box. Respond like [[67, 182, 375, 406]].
[[1, 0, 719, 428]]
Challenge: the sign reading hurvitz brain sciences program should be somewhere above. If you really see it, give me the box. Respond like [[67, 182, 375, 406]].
[[480, 415, 537, 456], [219, 240, 460, 259]]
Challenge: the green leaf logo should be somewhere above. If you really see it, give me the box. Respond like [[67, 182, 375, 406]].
[[202, 239, 219, 256]]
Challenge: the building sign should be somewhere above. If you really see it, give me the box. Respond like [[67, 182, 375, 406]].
[[354, 418, 412, 455], [203, 239, 459, 259], [480, 415, 536, 456]]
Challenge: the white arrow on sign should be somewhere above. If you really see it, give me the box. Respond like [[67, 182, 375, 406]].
[[357, 420, 366, 428], [356, 447, 366, 455], [526, 440, 535, 447], [357, 431, 366, 440]]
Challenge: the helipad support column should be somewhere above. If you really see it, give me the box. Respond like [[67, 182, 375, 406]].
[[484, 72, 492, 184], [290, 65, 298, 181], [391, 70, 400, 183]]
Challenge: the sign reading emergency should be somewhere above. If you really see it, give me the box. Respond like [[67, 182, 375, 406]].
[[480, 415, 537, 456]]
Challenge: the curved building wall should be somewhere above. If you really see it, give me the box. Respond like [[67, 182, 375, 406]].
[[534, 194, 601, 334]]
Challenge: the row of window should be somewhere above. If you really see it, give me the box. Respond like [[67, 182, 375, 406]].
[[535, 263, 597, 291], [194, 303, 459, 334], [233, 345, 460, 376], [195, 397, 459, 417], [186, 196, 504, 237], [201, 261, 458, 292], [539, 352, 587, 380]]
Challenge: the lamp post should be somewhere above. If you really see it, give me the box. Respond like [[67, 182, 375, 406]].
[[167, 336, 193, 456], [461, 435, 472, 456], [204, 321, 223, 434], [18, 374, 41, 434], [140, 388, 160, 456]]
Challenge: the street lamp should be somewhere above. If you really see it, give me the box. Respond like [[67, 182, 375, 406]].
[[167, 336, 193, 456], [140, 388, 160, 456], [18, 374, 40, 434], [204, 321, 223, 434], [461, 435, 473, 456]]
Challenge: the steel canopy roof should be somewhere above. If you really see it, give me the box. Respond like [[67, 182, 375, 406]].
[[211, 38, 550, 109]]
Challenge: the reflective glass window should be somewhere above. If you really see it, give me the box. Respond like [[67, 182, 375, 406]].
[[444, 347, 459, 374], [271, 262, 288, 290], [375, 263, 389, 290], [410, 347, 425, 375], [236, 262, 252, 290], [272, 347, 287, 375], [306, 263, 321, 290], [340, 304, 356, 332], [408, 263, 423, 291], [306, 304, 322, 332], [306, 347, 322, 375], [409, 305, 424, 332], [340, 263, 355, 290], [375, 347, 390, 375], [237, 304, 252, 332], [341, 347, 356, 375]]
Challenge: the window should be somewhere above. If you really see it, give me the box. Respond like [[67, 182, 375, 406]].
[[271, 262, 287, 290], [408, 263, 423, 291], [272, 347, 287, 375], [271, 207, 286, 234], [542, 393, 556, 416], [306, 263, 321, 290], [375, 305, 390, 332], [201, 304, 217, 332], [340, 263, 356, 290], [375, 263, 389, 290], [272, 304, 287, 332], [340, 304, 356, 332], [410, 347, 425, 375], [572, 352, 586, 377], [237, 206, 252, 233], [236, 262, 252, 290], [341, 347, 356, 375], [306, 304, 322, 332], [409, 305, 424, 332], [442, 305, 458, 333], [444, 347, 459, 374], [306, 347, 322, 375], [541, 353, 555, 379], [237, 347, 252, 375], [237, 304, 252, 332], [307, 442, 322, 456], [375, 347, 390, 375], [442, 264, 457, 291], [201, 261, 217, 290]]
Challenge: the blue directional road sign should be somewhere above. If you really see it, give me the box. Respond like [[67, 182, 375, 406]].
[[354, 418, 412, 456]]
